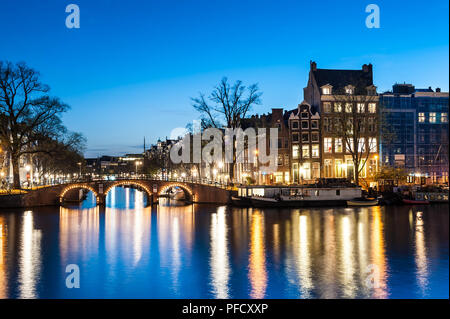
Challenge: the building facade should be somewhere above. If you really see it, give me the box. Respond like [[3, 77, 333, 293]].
[[379, 84, 449, 184]]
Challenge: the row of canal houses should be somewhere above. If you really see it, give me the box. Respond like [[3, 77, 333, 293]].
[[230, 61, 448, 187]]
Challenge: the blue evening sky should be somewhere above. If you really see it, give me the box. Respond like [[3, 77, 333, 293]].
[[1, 0, 448, 157]]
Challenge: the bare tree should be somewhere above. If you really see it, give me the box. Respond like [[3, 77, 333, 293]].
[[0, 61, 83, 188], [327, 91, 390, 186], [191, 77, 262, 181]]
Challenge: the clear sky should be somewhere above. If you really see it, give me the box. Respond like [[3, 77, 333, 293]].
[[1, 0, 448, 157]]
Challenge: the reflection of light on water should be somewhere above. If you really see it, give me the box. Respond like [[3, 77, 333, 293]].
[[272, 224, 280, 264], [297, 214, 313, 297], [370, 207, 387, 298], [414, 211, 428, 296], [157, 199, 195, 295], [59, 206, 100, 265], [322, 212, 336, 298], [249, 211, 267, 299], [357, 210, 369, 295], [340, 215, 356, 298], [18, 211, 42, 299], [0, 218, 7, 298], [210, 206, 230, 298]]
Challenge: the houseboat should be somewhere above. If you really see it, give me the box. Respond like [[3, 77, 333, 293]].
[[234, 184, 362, 208]]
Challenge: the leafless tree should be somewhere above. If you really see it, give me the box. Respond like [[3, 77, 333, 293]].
[[191, 77, 262, 181], [0, 61, 84, 188]]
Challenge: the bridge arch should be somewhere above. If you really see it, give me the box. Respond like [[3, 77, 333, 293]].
[[104, 180, 153, 198], [158, 183, 194, 201], [59, 184, 99, 204]]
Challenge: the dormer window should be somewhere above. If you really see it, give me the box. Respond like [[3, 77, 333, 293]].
[[345, 85, 355, 95], [321, 84, 332, 95], [366, 85, 377, 96]]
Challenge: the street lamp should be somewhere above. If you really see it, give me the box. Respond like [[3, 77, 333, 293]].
[[77, 162, 82, 179]]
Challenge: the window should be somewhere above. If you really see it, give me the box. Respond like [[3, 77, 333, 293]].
[[278, 138, 282, 148], [357, 103, 365, 113], [301, 112, 309, 119], [311, 120, 318, 129], [292, 121, 299, 129], [302, 133, 309, 142], [345, 87, 353, 94], [323, 102, 332, 113], [418, 112, 425, 122], [322, 87, 331, 95], [346, 140, 354, 153], [324, 159, 332, 177], [292, 145, 299, 159], [312, 145, 319, 158], [357, 118, 365, 133], [301, 121, 309, 129], [324, 138, 332, 153], [335, 138, 343, 153], [368, 117, 375, 132], [358, 138, 366, 153], [277, 154, 283, 166], [276, 123, 281, 131], [430, 112, 436, 123], [284, 154, 289, 166], [323, 118, 331, 132], [368, 103, 376, 113], [302, 145, 310, 158], [345, 103, 352, 113], [369, 138, 377, 153], [334, 103, 342, 113], [292, 133, 299, 142], [442, 113, 448, 123], [335, 160, 343, 178], [346, 118, 353, 134], [302, 162, 311, 179], [311, 132, 319, 142], [312, 162, 320, 178]]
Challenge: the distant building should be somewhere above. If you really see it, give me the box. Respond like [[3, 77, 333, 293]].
[[379, 84, 449, 184]]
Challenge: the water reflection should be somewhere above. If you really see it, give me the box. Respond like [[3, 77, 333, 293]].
[[210, 206, 230, 298], [248, 210, 267, 299], [0, 196, 447, 299], [414, 210, 428, 296], [18, 211, 42, 299]]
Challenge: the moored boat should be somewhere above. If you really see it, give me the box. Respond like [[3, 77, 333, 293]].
[[347, 199, 379, 206]]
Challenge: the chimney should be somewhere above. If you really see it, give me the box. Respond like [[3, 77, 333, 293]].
[[362, 63, 373, 73], [310, 60, 317, 71], [436, 87, 441, 92], [428, 86, 433, 91]]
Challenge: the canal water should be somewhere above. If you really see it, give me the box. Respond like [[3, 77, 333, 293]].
[[0, 187, 448, 299]]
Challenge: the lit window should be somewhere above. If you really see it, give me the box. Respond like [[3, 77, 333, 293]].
[[334, 103, 342, 113], [322, 87, 331, 95], [323, 102, 332, 113], [418, 113, 425, 122], [369, 138, 377, 153], [335, 138, 343, 153], [312, 145, 319, 158], [278, 155, 283, 166], [345, 87, 353, 94], [345, 103, 352, 113], [302, 145, 310, 158], [346, 140, 354, 153], [324, 138, 332, 153], [430, 112, 436, 123], [357, 103, 365, 113], [368, 103, 376, 113], [358, 138, 366, 153], [292, 145, 299, 159], [442, 113, 448, 123]]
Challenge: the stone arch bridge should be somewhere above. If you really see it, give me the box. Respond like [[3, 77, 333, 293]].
[[18, 179, 234, 207]]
